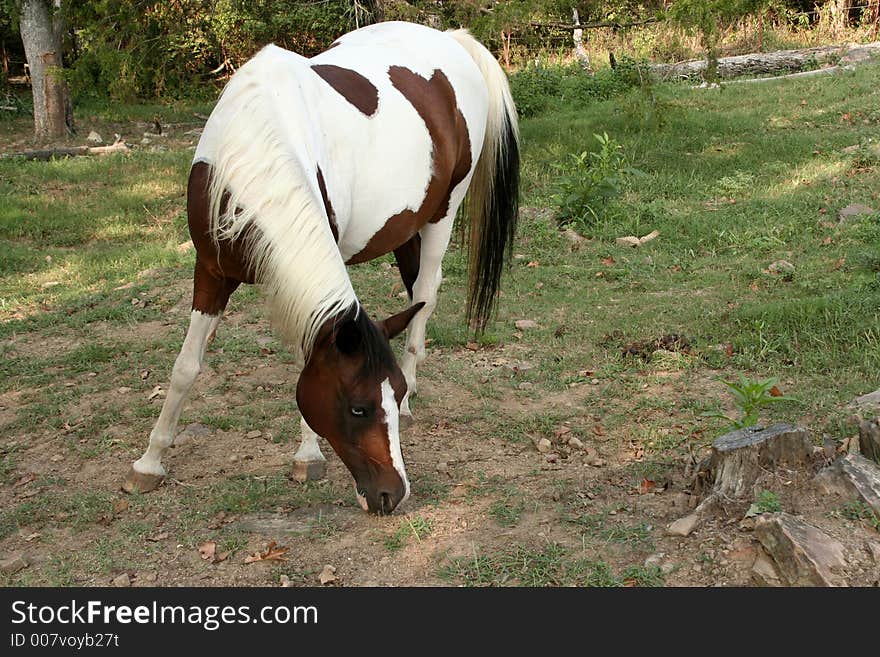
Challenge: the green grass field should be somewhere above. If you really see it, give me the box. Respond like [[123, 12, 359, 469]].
[[1, 62, 878, 586]]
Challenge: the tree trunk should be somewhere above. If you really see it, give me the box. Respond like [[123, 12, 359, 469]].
[[19, 0, 73, 141], [571, 8, 592, 73]]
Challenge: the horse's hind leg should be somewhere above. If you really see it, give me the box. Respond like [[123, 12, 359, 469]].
[[122, 264, 238, 493], [397, 191, 465, 423], [291, 417, 327, 482]]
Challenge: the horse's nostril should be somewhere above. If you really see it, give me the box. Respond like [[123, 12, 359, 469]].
[[380, 492, 393, 514]]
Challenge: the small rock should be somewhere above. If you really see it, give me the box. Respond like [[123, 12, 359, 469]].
[[0, 554, 29, 575], [590, 458, 606, 467], [751, 550, 783, 586], [754, 513, 847, 586], [50, 454, 63, 462], [848, 388, 880, 420], [837, 203, 875, 223], [140, 571, 157, 583], [319, 564, 337, 585], [644, 552, 666, 568], [117, 386, 132, 394], [280, 574, 294, 587], [112, 573, 131, 587], [229, 455, 239, 463], [867, 541, 880, 564], [545, 453, 558, 464], [437, 461, 449, 475], [140, 137, 151, 145], [86, 130, 103, 144], [666, 512, 701, 537], [568, 436, 584, 449], [814, 453, 880, 514], [246, 430, 262, 439], [563, 228, 585, 244], [536, 438, 552, 453], [660, 562, 675, 575], [514, 319, 539, 330], [767, 259, 795, 275]]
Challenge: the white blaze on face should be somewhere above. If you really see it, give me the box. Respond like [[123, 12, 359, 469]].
[[381, 378, 410, 504]]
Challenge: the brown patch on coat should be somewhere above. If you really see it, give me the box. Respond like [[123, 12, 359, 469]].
[[311, 64, 379, 116], [316, 166, 339, 242], [187, 162, 254, 314], [346, 67, 472, 264]]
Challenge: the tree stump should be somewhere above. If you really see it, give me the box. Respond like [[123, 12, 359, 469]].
[[695, 424, 813, 501]]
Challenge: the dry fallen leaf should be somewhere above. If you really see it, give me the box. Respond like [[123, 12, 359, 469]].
[[769, 385, 784, 397], [112, 498, 129, 514], [244, 540, 289, 564], [13, 473, 36, 487], [601, 256, 615, 266], [465, 341, 479, 351], [526, 260, 540, 267], [319, 564, 337, 585], [638, 479, 656, 495], [553, 426, 572, 441]]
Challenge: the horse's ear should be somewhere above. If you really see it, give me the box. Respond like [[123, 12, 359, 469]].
[[335, 319, 362, 355], [379, 302, 425, 340]]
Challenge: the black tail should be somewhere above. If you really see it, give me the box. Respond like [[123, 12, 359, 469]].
[[448, 28, 521, 332], [466, 110, 519, 330]]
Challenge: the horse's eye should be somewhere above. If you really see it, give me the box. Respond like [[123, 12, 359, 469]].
[[350, 406, 368, 418]]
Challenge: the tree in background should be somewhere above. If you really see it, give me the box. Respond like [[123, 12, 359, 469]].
[[668, 0, 771, 83], [18, 0, 72, 140]]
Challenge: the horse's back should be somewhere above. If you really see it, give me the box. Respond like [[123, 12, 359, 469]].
[[193, 22, 490, 264], [310, 22, 489, 261]]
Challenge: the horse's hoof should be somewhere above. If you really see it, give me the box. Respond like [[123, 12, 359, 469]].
[[121, 467, 165, 494], [291, 459, 326, 482], [399, 413, 415, 430]]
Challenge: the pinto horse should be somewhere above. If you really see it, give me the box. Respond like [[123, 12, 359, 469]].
[[122, 21, 519, 514]]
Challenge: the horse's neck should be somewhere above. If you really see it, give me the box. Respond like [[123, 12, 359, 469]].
[[204, 47, 358, 354]]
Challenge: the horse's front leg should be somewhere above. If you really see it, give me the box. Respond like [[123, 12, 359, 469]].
[[123, 310, 219, 493], [291, 417, 327, 481], [123, 263, 238, 493]]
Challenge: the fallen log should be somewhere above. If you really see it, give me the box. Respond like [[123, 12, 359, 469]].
[[1, 136, 129, 161], [653, 42, 880, 82], [652, 45, 845, 81]]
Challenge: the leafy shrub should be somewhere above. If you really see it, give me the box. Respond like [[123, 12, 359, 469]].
[[702, 375, 795, 431], [509, 57, 653, 118], [551, 132, 645, 232], [508, 64, 565, 118]]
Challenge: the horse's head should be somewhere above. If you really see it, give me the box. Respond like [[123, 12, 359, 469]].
[[296, 302, 424, 514]]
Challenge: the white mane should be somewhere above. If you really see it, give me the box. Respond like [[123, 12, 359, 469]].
[[202, 46, 357, 356]]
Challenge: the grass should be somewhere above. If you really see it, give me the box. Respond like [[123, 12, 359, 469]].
[[437, 543, 665, 587], [384, 516, 433, 552]]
